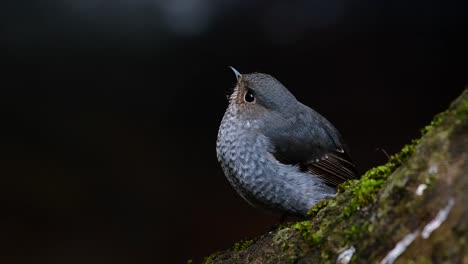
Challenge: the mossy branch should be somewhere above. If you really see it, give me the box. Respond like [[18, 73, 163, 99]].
[[199, 88, 468, 264]]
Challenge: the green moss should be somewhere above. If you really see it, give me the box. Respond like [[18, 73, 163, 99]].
[[281, 242, 293, 251], [420, 112, 444, 136], [273, 229, 300, 263], [292, 221, 315, 242], [232, 239, 254, 251], [288, 132, 423, 257], [287, 254, 298, 263], [291, 220, 324, 246], [198, 91, 466, 263], [288, 108, 443, 260], [455, 98, 468, 120], [311, 233, 322, 244], [307, 199, 330, 217], [342, 169, 384, 217], [343, 178, 384, 217], [389, 140, 420, 166], [345, 222, 369, 241], [342, 137, 420, 217], [337, 179, 358, 193], [320, 249, 333, 264], [275, 222, 291, 231], [202, 251, 220, 264], [345, 224, 359, 240]]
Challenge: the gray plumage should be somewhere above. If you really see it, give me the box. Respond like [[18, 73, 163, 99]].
[[216, 70, 358, 216]]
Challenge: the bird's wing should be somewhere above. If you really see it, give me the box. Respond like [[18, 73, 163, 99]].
[[266, 108, 359, 187], [272, 142, 358, 187], [299, 148, 358, 187]]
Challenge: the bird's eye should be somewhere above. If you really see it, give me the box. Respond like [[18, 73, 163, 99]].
[[244, 90, 255, 103]]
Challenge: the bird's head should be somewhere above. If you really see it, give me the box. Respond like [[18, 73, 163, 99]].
[[227, 67, 298, 120]]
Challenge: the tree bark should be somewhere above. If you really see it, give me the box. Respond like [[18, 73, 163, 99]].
[[202, 88, 468, 264]]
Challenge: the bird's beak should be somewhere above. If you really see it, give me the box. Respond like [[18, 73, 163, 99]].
[[229, 66, 242, 81]]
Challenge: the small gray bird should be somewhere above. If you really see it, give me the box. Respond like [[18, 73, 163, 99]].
[[216, 68, 358, 217]]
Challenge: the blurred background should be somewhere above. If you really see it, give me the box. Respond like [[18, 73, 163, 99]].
[[0, 0, 467, 263]]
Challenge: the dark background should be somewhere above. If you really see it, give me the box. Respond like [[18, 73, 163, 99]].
[[0, 0, 467, 263]]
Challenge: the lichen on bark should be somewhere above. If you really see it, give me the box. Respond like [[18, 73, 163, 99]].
[[200, 88, 468, 264]]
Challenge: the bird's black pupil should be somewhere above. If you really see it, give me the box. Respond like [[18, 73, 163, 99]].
[[245, 91, 255, 102]]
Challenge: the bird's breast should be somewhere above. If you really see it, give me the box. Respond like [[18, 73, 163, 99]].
[[216, 108, 336, 215], [216, 109, 272, 196]]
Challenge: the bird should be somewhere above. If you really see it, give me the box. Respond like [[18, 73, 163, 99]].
[[216, 67, 358, 217]]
